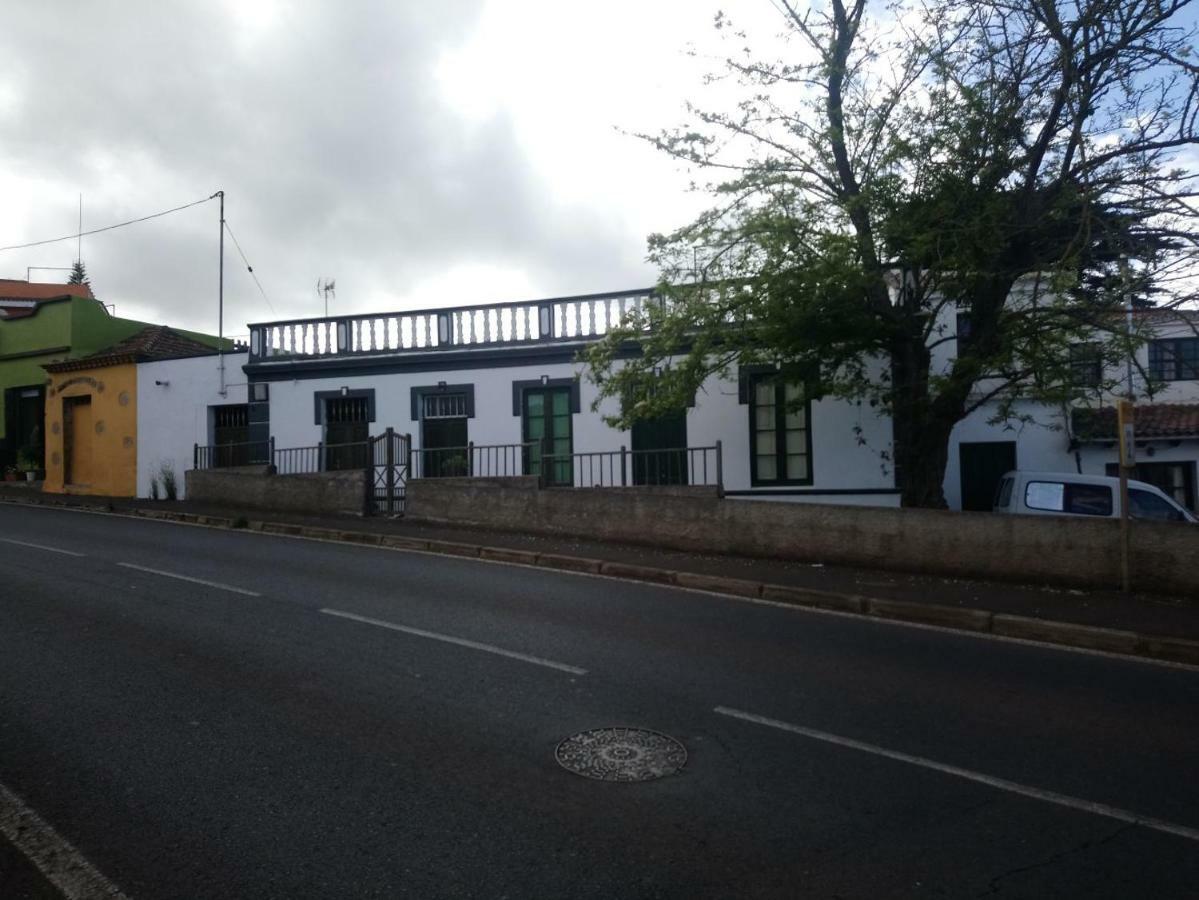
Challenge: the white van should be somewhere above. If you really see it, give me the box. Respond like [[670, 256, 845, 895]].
[[992, 470, 1197, 523]]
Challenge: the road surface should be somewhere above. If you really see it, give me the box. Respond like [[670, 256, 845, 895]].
[[1, 503, 1196, 898]]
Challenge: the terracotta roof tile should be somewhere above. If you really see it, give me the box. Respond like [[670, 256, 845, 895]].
[[43, 325, 217, 372], [1073, 403, 1199, 441], [0, 280, 94, 300]]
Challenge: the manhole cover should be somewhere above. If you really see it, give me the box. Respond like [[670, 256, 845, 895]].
[[555, 727, 687, 782]]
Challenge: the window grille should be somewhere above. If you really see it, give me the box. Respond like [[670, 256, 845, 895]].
[[1149, 338, 1199, 382], [422, 393, 468, 419], [326, 396, 369, 424], [214, 405, 248, 429]]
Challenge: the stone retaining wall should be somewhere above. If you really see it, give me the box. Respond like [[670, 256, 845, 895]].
[[406, 476, 1197, 596], [185, 466, 368, 516]]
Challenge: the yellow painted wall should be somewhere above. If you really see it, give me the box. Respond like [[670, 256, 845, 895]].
[[43, 362, 138, 497]]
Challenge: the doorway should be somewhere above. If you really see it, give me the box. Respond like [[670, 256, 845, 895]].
[[522, 388, 572, 486], [631, 409, 688, 485], [958, 440, 1017, 511], [63, 395, 94, 486], [324, 396, 369, 471], [3, 385, 45, 470]]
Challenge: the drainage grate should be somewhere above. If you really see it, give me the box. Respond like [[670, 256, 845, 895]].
[[555, 727, 687, 782]]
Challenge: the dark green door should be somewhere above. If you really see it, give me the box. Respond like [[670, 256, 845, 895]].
[[959, 441, 1017, 511], [324, 397, 369, 471], [631, 409, 688, 485], [523, 388, 572, 486]]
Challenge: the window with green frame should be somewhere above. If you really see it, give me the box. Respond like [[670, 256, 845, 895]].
[[749, 376, 812, 485], [522, 387, 573, 486]]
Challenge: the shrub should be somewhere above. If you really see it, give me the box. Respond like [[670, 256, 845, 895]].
[[159, 463, 178, 501]]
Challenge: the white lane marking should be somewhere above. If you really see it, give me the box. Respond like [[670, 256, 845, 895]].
[[0, 537, 85, 557], [8, 499, 1196, 675], [714, 706, 1199, 843], [116, 562, 261, 597], [0, 780, 131, 899], [320, 607, 588, 675]]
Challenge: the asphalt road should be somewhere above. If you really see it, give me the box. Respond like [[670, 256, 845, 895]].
[[1, 503, 1197, 899]]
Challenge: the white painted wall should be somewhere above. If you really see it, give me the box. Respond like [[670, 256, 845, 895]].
[[262, 357, 897, 502], [137, 352, 249, 499], [932, 305, 1199, 509], [943, 401, 1074, 510], [264, 360, 626, 454]]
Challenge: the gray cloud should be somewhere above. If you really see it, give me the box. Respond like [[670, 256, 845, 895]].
[[0, 1, 653, 335]]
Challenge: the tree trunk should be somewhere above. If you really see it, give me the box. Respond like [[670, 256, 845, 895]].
[[889, 334, 961, 508], [893, 411, 956, 508]]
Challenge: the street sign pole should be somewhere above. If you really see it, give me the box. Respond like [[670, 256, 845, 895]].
[[1117, 399, 1135, 593]]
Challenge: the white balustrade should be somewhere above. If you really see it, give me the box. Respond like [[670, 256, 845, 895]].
[[250, 291, 654, 360]]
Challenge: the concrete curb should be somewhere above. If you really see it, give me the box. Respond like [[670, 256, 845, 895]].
[[4, 495, 1199, 667]]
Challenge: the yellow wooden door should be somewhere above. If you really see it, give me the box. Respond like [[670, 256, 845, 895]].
[[65, 397, 94, 486]]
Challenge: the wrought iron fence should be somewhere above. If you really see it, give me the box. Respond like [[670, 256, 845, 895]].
[[540, 443, 723, 489], [194, 436, 722, 497], [272, 440, 371, 475], [193, 440, 268, 470], [411, 442, 535, 479]]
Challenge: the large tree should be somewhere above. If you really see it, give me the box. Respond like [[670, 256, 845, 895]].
[[586, 0, 1199, 507]]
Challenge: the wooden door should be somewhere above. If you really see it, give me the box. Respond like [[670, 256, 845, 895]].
[[64, 396, 94, 486]]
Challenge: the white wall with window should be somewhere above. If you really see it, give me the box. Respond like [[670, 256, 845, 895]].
[[136, 352, 249, 499], [250, 355, 899, 503]]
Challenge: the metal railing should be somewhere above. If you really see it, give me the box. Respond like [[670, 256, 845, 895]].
[[193, 440, 268, 470], [411, 442, 535, 479], [247, 287, 660, 362], [540, 443, 723, 490], [194, 436, 723, 492], [271, 440, 371, 475]]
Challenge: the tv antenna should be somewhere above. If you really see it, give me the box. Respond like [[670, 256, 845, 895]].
[[317, 278, 336, 316]]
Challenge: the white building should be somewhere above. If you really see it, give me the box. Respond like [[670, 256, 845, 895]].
[[944, 309, 1199, 512], [137, 288, 1198, 513]]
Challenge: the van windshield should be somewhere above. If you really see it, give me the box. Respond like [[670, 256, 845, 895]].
[[1129, 488, 1187, 522], [994, 476, 1014, 508]]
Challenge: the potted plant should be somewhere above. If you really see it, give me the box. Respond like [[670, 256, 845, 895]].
[[3, 465, 18, 482], [16, 446, 41, 483]]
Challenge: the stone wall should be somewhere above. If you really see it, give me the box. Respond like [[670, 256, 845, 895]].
[[185, 466, 368, 516], [406, 476, 1198, 596]]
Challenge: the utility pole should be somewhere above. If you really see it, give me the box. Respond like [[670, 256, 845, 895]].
[[1117, 258, 1135, 594], [77, 194, 82, 264], [213, 190, 226, 397]]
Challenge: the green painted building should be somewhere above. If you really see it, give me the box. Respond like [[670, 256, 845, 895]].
[[0, 282, 224, 471]]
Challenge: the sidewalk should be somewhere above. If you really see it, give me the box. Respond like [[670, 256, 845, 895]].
[[2, 483, 1196, 653]]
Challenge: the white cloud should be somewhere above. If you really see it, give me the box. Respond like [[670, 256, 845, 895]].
[[0, 0, 790, 334]]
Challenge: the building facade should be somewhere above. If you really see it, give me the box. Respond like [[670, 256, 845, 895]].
[[0, 281, 223, 474], [43, 327, 224, 497], [945, 311, 1199, 512], [136, 287, 1197, 513]]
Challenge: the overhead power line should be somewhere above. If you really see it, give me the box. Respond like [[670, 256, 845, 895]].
[[0, 195, 216, 253], [223, 220, 276, 314]]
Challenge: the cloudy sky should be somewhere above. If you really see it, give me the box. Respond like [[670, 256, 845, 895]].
[[0, 1, 788, 337]]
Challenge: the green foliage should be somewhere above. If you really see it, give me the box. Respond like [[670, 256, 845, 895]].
[[67, 260, 88, 286], [158, 463, 178, 501], [587, 0, 1198, 505], [15, 446, 39, 471]]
